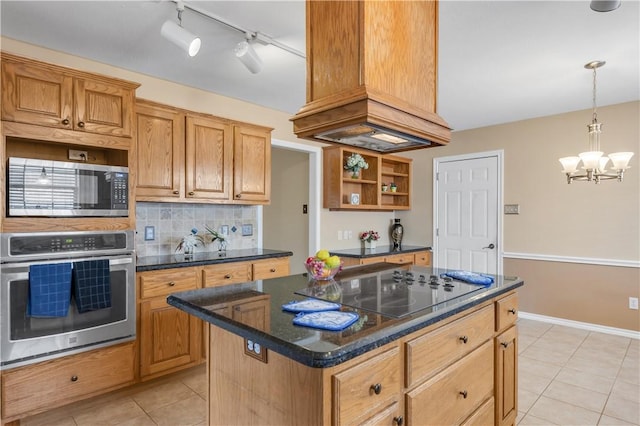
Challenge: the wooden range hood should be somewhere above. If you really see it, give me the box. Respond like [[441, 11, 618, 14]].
[[291, 0, 451, 154]]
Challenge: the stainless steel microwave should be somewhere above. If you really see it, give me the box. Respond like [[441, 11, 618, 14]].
[[7, 157, 129, 217]]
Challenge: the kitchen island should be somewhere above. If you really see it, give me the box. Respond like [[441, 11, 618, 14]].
[[168, 263, 523, 425]]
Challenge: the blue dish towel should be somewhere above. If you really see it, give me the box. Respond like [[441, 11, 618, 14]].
[[28, 263, 72, 318], [73, 260, 111, 313], [442, 270, 494, 286]]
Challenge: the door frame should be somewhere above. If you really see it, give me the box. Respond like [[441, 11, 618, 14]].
[[257, 138, 322, 256], [432, 150, 504, 275]]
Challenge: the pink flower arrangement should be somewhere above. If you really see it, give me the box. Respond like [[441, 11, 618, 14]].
[[360, 230, 380, 242]]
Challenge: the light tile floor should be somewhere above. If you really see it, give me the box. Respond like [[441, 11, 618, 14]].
[[20, 318, 640, 426]]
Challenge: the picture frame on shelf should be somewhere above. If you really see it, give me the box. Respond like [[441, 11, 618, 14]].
[[350, 193, 360, 205]]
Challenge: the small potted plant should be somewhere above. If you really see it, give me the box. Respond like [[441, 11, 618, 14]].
[[344, 153, 369, 179], [176, 228, 205, 257], [381, 182, 388, 192], [360, 230, 380, 249], [205, 224, 227, 253], [390, 182, 397, 192]]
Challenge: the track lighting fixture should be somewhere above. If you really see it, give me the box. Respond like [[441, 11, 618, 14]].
[[234, 35, 263, 74], [161, 1, 201, 57]]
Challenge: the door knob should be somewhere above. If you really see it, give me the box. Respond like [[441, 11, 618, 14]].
[[482, 243, 495, 250]]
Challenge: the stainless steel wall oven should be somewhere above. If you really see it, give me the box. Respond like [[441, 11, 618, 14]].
[[0, 231, 135, 369]]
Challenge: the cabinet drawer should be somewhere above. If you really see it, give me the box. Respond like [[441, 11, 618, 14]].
[[414, 251, 431, 266], [203, 262, 252, 287], [360, 401, 402, 426], [1, 342, 135, 419], [406, 304, 495, 387], [461, 397, 495, 426], [496, 292, 518, 332], [333, 346, 401, 425], [252, 257, 290, 280], [385, 253, 414, 264], [139, 268, 198, 299], [406, 340, 494, 426]]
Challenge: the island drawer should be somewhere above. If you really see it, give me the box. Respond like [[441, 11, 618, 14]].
[[406, 340, 494, 426], [252, 257, 290, 280], [496, 292, 519, 332], [203, 262, 252, 287], [332, 345, 401, 425], [139, 267, 199, 299], [405, 304, 495, 387], [384, 253, 414, 264], [1, 342, 135, 419], [414, 251, 431, 266], [461, 396, 495, 426]]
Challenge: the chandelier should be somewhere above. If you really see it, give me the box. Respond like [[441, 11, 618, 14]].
[[558, 61, 634, 184]]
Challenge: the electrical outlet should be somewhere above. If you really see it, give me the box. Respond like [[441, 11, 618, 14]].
[[629, 297, 639, 310], [68, 149, 88, 161], [504, 204, 520, 215], [244, 338, 267, 363]]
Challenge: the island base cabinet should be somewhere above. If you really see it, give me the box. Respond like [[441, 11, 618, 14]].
[[406, 340, 494, 426], [495, 325, 518, 426], [0, 342, 135, 421]]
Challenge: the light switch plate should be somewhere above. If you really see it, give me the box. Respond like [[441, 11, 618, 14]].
[[504, 204, 520, 215], [242, 224, 253, 236], [144, 226, 155, 241]]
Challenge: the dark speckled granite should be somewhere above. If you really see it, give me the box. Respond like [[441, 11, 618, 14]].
[[136, 248, 292, 272], [330, 245, 431, 259], [167, 264, 523, 368]]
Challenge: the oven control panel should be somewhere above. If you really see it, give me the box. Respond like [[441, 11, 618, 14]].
[[3, 231, 132, 258]]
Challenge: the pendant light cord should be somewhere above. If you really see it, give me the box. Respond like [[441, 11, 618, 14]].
[[592, 66, 598, 124]]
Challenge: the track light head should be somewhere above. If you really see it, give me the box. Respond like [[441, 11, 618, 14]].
[[161, 20, 201, 57], [234, 40, 263, 74], [590, 0, 621, 12]]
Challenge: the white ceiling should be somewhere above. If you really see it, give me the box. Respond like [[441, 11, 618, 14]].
[[1, 1, 638, 132]]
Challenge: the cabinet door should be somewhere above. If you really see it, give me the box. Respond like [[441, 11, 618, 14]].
[[135, 102, 184, 199], [414, 251, 431, 266], [140, 297, 202, 379], [495, 325, 518, 426], [186, 115, 233, 200], [73, 77, 135, 137], [231, 296, 271, 331], [1, 60, 73, 129], [233, 125, 271, 203]]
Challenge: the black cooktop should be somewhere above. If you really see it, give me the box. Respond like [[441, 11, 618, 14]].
[[296, 267, 489, 318]]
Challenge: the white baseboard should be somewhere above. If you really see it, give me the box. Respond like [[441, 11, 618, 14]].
[[519, 311, 640, 340]]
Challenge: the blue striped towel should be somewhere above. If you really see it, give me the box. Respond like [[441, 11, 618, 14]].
[[73, 260, 111, 313], [28, 263, 72, 317], [442, 270, 494, 286]]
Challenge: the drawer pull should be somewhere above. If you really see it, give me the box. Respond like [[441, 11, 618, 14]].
[[188, 191, 195, 196], [370, 383, 382, 395], [459, 390, 468, 399], [270, 268, 276, 273], [62, 118, 70, 125], [393, 416, 404, 426], [173, 190, 179, 194], [508, 308, 517, 314], [501, 341, 511, 349], [70, 375, 78, 382], [224, 274, 232, 279], [77, 121, 85, 128], [168, 281, 176, 287], [459, 336, 468, 344]]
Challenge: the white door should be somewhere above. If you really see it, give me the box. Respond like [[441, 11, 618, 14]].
[[433, 151, 502, 275]]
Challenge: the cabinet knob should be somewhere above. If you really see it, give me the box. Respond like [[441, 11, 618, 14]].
[[508, 308, 517, 314], [270, 268, 276, 273], [459, 390, 468, 399], [393, 416, 404, 426], [77, 121, 85, 128], [236, 194, 241, 198], [224, 274, 232, 279], [370, 383, 382, 395], [459, 336, 468, 344], [62, 118, 70, 125], [501, 341, 511, 349], [173, 190, 180, 195], [70, 375, 78, 382], [188, 191, 195, 196], [168, 281, 176, 286]]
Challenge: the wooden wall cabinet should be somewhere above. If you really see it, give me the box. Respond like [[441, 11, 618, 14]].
[[138, 267, 202, 380], [0, 342, 135, 422], [1, 53, 137, 137], [135, 99, 271, 205], [323, 146, 412, 210]]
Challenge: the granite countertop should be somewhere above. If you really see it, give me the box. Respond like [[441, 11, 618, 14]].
[[330, 245, 431, 259], [167, 264, 523, 368], [136, 248, 293, 272]]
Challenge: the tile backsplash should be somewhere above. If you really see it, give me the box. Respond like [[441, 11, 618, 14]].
[[135, 202, 258, 257]]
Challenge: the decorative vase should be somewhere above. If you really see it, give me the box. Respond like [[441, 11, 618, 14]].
[[365, 240, 377, 250], [351, 169, 360, 179], [390, 219, 404, 250]]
